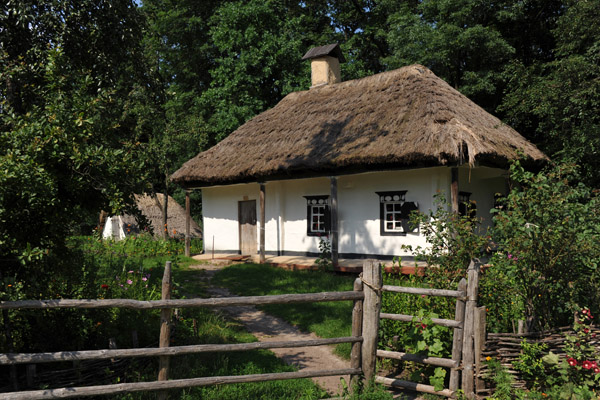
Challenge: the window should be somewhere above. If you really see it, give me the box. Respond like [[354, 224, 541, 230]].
[[458, 191, 476, 218], [376, 191, 419, 236], [304, 195, 330, 236]]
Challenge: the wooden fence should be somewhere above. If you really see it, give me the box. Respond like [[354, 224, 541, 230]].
[[0, 260, 484, 399]]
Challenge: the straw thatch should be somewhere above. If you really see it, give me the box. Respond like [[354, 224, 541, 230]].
[[172, 65, 546, 188], [122, 194, 202, 238]]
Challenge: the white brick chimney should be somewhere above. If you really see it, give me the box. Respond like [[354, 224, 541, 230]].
[[302, 44, 345, 88]]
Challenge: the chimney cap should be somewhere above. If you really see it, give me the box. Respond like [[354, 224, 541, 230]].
[[302, 43, 345, 63]]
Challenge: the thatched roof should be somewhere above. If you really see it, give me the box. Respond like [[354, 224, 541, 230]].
[[172, 65, 546, 188], [122, 194, 202, 238]]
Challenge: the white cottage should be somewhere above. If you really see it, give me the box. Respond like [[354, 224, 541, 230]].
[[171, 44, 546, 264]]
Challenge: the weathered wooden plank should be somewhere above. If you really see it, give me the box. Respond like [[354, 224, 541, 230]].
[[350, 278, 364, 388], [259, 183, 266, 263], [461, 260, 480, 399], [449, 277, 467, 393], [0, 368, 361, 400], [158, 262, 172, 400], [474, 306, 486, 394], [185, 190, 191, 257], [376, 349, 458, 368], [379, 312, 461, 328], [0, 337, 362, 365], [375, 376, 454, 398], [330, 176, 339, 268], [0, 291, 363, 310], [382, 285, 465, 299], [361, 259, 382, 382]]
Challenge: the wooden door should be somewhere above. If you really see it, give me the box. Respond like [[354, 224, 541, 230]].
[[238, 200, 257, 255]]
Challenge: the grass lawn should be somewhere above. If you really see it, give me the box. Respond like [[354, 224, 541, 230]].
[[212, 263, 357, 359]]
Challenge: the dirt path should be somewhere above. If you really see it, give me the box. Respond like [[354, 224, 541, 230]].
[[188, 263, 350, 396]]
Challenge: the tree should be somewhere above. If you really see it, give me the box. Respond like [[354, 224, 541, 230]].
[[500, 0, 600, 187], [0, 1, 150, 277]]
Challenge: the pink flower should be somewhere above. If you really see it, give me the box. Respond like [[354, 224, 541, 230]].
[[583, 360, 593, 370], [142, 277, 147, 281], [128, 270, 133, 274], [568, 357, 578, 367], [126, 279, 133, 285], [594, 367, 600, 374]]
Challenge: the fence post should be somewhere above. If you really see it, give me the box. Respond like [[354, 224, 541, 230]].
[[361, 259, 382, 383], [474, 306, 486, 395], [461, 260, 480, 399], [449, 277, 467, 393], [350, 277, 364, 389], [158, 261, 172, 400]]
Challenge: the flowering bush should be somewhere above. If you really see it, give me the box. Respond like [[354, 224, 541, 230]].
[[490, 161, 600, 331], [488, 308, 600, 399]]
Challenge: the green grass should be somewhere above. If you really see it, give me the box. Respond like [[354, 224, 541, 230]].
[[212, 263, 357, 359]]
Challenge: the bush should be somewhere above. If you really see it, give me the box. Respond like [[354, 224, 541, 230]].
[[487, 161, 600, 330]]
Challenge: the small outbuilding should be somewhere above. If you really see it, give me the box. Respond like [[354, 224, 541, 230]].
[[102, 194, 202, 240], [171, 44, 545, 264]]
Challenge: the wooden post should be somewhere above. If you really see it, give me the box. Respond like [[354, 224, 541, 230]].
[[26, 364, 36, 388], [162, 192, 169, 240], [449, 277, 467, 393], [185, 190, 191, 257], [361, 259, 382, 383], [2, 308, 19, 391], [350, 277, 364, 389], [330, 177, 338, 268], [474, 306, 486, 394], [461, 260, 480, 399], [158, 261, 172, 400], [259, 183, 266, 263], [451, 167, 459, 214]]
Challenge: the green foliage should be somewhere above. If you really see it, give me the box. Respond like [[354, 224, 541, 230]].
[[500, 0, 600, 187], [513, 340, 548, 389], [315, 236, 333, 271], [487, 310, 600, 399], [404, 192, 489, 281], [489, 161, 600, 330]]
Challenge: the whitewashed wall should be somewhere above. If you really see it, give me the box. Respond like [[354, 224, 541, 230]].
[[201, 166, 507, 257]]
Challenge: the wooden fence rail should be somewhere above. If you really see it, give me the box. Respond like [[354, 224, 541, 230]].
[[368, 259, 481, 400], [1, 259, 484, 399], [0, 261, 366, 399]]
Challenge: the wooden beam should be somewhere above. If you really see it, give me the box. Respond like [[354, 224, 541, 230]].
[[0, 337, 362, 365], [0, 291, 363, 310], [185, 191, 191, 257], [449, 278, 467, 393], [379, 312, 461, 328], [382, 285, 465, 299], [0, 369, 361, 400], [461, 260, 481, 399], [158, 262, 172, 400], [376, 349, 458, 369], [350, 278, 364, 389], [259, 183, 266, 263], [361, 259, 382, 382], [451, 167, 459, 214], [375, 376, 454, 398], [330, 177, 338, 268]]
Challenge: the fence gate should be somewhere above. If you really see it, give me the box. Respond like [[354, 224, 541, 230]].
[[359, 259, 484, 399]]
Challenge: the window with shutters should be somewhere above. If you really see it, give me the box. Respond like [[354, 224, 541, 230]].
[[376, 191, 419, 236], [304, 195, 330, 236]]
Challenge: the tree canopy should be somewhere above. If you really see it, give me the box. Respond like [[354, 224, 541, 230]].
[[2, 0, 599, 274]]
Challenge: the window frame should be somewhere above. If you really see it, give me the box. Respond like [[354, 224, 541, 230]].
[[303, 195, 331, 237], [458, 191, 476, 218], [377, 190, 408, 236]]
